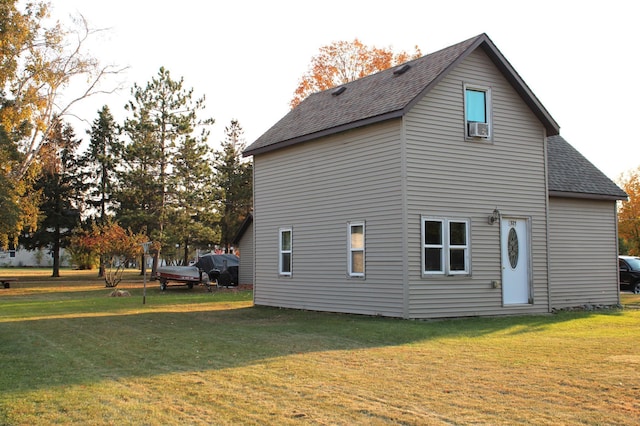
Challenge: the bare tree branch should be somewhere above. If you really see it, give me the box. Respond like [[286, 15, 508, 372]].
[[13, 14, 127, 178]]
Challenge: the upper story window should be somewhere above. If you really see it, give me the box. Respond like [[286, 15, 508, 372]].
[[421, 216, 470, 276], [464, 84, 491, 139], [348, 221, 365, 278], [279, 227, 292, 276]]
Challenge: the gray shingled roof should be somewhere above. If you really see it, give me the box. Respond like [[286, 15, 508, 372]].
[[244, 34, 623, 201], [547, 135, 627, 200], [245, 33, 559, 156]]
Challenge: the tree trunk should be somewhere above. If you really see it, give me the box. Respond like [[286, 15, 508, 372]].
[[151, 251, 159, 278], [183, 238, 189, 265], [140, 252, 146, 276], [52, 224, 61, 277]]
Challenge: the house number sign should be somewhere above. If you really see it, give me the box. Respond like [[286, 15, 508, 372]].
[[507, 226, 519, 269]]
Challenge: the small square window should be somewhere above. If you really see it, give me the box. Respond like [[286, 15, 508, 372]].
[[422, 216, 470, 276]]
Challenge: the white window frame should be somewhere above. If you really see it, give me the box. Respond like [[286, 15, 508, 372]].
[[421, 216, 470, 276], [278, 227, 292, 276], [463, 83, 492, 139], [347, 221, 365, 278]]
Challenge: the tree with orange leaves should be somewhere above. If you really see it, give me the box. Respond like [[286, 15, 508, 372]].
[[618, 168, 640, 255], [71, 221, 148, 287], [290, 39, 422, 109]]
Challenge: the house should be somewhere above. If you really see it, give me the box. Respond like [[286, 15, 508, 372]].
[[232, 213, 254, 285], [546, 135, 626, 308], [242, 33, 627, 319], [0, 246, 72, 268]]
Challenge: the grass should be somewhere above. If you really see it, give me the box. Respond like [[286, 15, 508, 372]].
[[1, 268, 639, 425]]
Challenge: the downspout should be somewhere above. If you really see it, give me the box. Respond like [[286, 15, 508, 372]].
[[542, 129, 552, 312], [614, 202, 621, 305], [252, 157, 257, 305]]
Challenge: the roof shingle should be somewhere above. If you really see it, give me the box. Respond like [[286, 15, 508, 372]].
[[547, 135, 626, 200], [245, 34, 624, 200], [245, 33, 558, 156]]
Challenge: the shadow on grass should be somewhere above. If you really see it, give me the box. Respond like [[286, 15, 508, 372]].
[[0, 285, 629, 393]]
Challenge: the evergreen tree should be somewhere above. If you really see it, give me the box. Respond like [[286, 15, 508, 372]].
[[169, 132, 219, 264], [117, 67, 213, 274], [21, 118, 83, 277], [115, 105, 163, 273], [213, 120, 253, 252], [82, 105, 122, 276], [83, 106, 121, 222]]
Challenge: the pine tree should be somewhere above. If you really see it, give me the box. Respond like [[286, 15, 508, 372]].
[[117, 67, 213, 274], [83, 106, 121, 222], [213, 120, 253, 252], [82, 105, 122, 276], [169, 133, 219, 264], [21, 118, 83, 277]]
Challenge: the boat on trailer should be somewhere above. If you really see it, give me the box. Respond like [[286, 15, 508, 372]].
[[155, 253, 239, 291]]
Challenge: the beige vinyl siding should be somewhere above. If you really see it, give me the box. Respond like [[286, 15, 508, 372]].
[[403, 49, 549, 318], [237, 220, 253, 285], [548, 197, 619, 308], [253, 121, 405, 317]]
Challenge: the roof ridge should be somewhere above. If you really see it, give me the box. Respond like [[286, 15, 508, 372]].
[[244, 33, 556, 157]]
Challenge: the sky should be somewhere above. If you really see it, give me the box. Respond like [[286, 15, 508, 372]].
[[51, 0, 639, 181]]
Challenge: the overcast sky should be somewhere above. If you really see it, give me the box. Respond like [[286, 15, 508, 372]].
[[52, 0, 638, 181]]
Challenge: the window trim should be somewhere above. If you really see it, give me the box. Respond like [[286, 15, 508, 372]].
[[347, 221, 365, 278], [278, 227, 292, 276], [463, 83, 492, 140], [421, 216, 470, 277]]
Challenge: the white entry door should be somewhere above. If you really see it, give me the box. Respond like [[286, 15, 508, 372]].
[[501, 217, 530, 304]]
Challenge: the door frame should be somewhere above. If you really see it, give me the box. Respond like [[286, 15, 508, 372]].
[[500, 215, 533, 305]]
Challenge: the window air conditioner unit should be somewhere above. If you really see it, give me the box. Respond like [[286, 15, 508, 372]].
[[468, 122, 489, 138]]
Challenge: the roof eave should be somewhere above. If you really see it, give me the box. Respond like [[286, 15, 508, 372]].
[[404, 34, 560, 137], [231, 213, 253, 244], [478, 37, 560, 136], [243, 111, 404, 157], [548, 190, 627, 201]]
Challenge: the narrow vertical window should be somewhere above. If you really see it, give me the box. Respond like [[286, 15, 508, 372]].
[[279, 227, 292, 276], [464, 84, 491, 138], [348, 222, 365, 277], [448, 220, 469, 274], [422, 219, 444, 273], [465, 89, 486, 123]]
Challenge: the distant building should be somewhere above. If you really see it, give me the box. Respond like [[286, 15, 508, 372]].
[[0, 247, 72, 268]]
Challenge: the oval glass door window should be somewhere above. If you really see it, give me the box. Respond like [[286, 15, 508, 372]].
[[508, 227, 519, 269]]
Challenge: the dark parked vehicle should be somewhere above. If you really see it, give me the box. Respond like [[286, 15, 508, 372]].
[[195, 254, 239, 287], [619, 255, 640, 294]]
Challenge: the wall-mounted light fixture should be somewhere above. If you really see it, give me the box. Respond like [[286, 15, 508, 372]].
[[488, 208, 500, 225]]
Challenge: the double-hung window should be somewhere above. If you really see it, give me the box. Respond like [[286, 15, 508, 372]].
[[422, 217, 470, 276], [348, 221, 365, 277], [279, 227, 292, 276], [464, 84, 491, 139]]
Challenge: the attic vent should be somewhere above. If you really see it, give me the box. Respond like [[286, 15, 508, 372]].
[[393, 64, 411, 75], [332, 86, 347, 96]]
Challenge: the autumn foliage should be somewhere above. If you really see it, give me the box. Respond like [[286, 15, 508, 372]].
[[618, 168, 640, 255], [71, 222, 148, 287], [290, 39, 422, 109]]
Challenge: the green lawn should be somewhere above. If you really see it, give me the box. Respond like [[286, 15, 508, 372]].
[[1, 268, 639, 425]]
